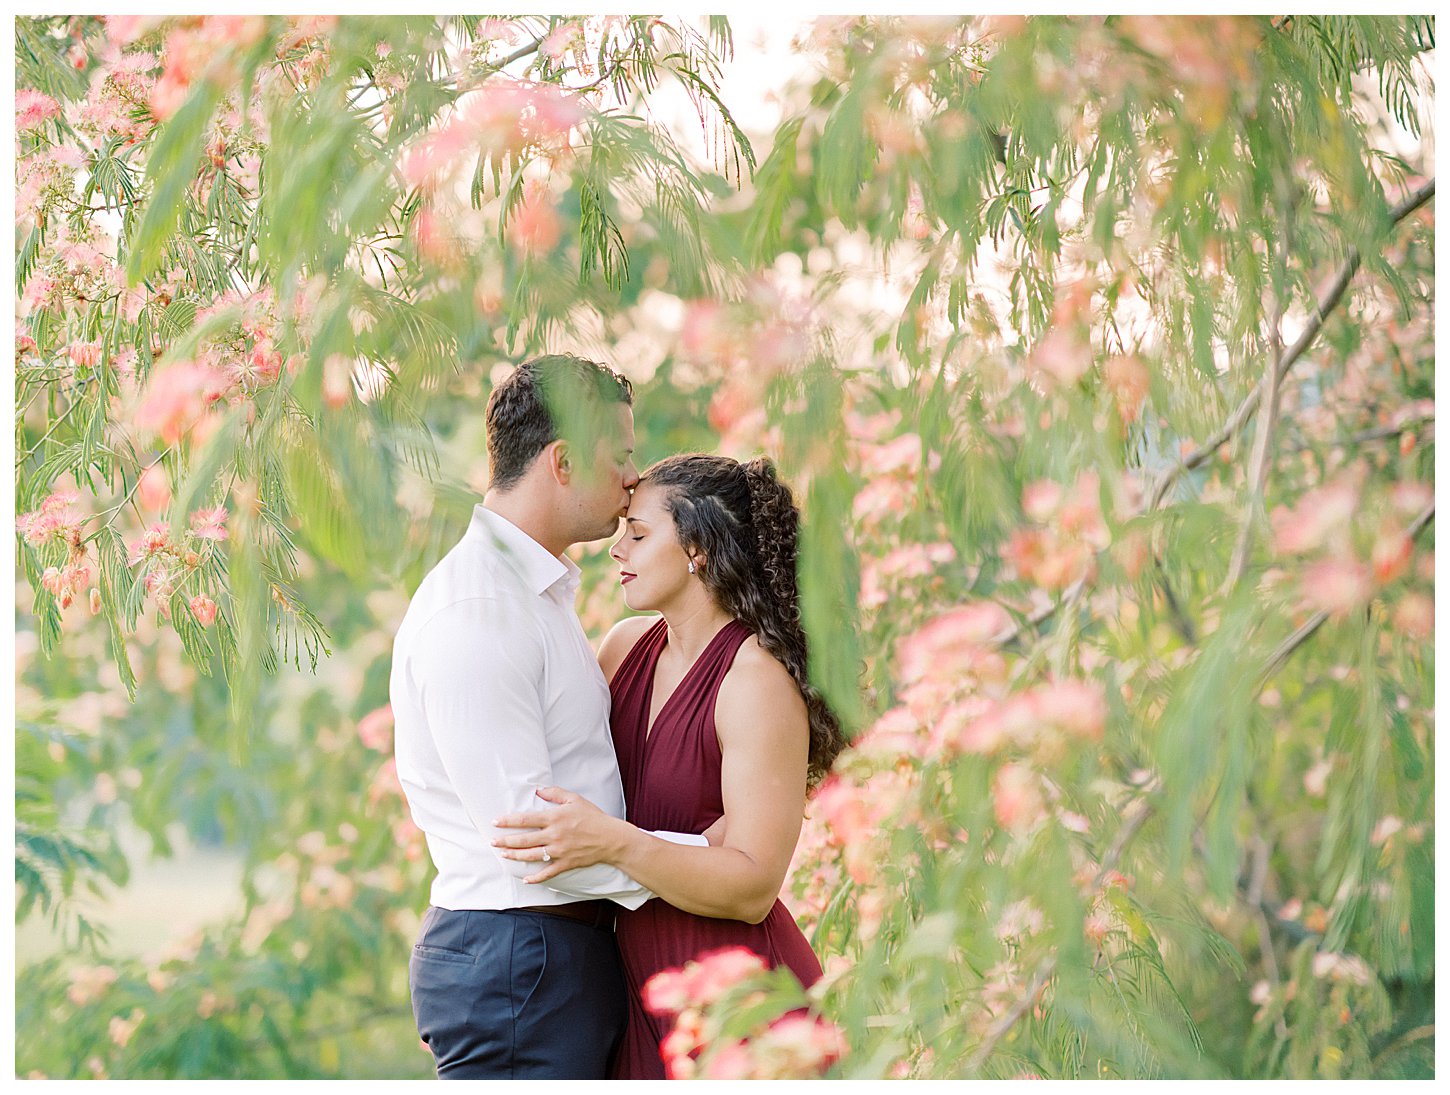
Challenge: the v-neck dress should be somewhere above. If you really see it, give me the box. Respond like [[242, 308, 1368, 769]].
[[607, 617, 823, 1080]]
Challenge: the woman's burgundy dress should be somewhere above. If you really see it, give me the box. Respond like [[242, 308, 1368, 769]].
[[607, 617, 823, 1080]]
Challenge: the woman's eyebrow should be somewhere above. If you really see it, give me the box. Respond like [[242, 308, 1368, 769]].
[[624, 515, 651, 526]]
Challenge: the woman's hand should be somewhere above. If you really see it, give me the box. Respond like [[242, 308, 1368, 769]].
[[492, 787, 630, 884]]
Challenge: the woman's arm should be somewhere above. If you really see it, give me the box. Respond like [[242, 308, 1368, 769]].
[[493, 638, 807, 924]]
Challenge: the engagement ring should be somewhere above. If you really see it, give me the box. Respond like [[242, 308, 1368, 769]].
[[541, 850, 552, 863]]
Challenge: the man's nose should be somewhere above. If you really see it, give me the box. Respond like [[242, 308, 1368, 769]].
[[623, 465, 639, 490]]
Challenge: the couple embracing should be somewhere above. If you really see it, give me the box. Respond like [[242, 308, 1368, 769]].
[[389, 354, 846, 1079]]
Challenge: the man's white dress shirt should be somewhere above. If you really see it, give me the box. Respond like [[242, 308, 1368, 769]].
[[391, 504, 699, 912]]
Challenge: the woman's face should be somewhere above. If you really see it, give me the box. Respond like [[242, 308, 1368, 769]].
[[610, 482, 694, 612]]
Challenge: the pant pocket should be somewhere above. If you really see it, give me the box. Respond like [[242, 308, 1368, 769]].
[[411, 946, 477, 1050], [413, 943, 475, 966], [510, 917, 549, 1020]]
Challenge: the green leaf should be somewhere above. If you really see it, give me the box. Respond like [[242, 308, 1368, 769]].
[[127, 81, 225, 285]]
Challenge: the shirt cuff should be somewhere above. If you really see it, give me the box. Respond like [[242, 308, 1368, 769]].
[[650, 829, 710, 848]]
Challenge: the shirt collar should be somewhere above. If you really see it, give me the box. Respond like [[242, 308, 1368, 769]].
[[468, 505, 577, 599]]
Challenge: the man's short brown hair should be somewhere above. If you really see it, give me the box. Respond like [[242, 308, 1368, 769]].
[[484, 355, 634, 490]]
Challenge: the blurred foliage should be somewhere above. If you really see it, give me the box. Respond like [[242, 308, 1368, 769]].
[[14, 13, 1435, 1080]]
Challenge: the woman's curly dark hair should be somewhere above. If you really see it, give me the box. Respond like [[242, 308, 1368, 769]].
[[639, 453, 846, 789]]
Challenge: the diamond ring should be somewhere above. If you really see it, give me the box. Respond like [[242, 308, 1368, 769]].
[[541, 850, 552, 863]]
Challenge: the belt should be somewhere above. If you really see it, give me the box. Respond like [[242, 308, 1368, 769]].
[[512, 900, 615, 929]]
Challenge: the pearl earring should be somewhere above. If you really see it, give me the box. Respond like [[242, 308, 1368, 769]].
[[687, 560, 696, 574]]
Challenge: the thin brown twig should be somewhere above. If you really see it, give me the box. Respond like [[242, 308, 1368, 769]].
[[1149, 178, 1435, 512], [1227, 178, 1293, 589], [1285, 413, 1434, 454], [965, 796, 1153, 1072], [968, 498, 1432, 1069], [1005, 180, 1439, 646], [1256, 502, 1434, 687]]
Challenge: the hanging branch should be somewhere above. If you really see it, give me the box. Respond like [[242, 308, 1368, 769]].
[[964, 794, 1154, 1072], [1285, 412, 1434, 453], [1149, 178, 1435, 512], [1258, 502, 1434, 686], [992, 179, 1434, 648], [966, 497, 1431, 1070], [1227, 179, 1294, 589]]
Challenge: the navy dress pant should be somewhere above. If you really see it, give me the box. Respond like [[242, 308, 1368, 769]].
[[409, 906, 628, 1079]]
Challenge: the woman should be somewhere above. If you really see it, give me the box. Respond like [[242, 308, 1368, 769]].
[[492, 453, 846, 1079]]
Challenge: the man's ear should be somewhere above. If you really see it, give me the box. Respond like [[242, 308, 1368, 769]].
[[545, 440, 571, 485]]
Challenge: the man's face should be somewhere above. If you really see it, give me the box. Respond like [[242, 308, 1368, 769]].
[[569, 403, 638, 542]]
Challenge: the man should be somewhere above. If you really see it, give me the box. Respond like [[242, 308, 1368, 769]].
[[390, 355, 707, 1079]]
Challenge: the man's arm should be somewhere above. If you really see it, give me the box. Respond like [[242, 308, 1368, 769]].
[[412, 596, 669, 907]]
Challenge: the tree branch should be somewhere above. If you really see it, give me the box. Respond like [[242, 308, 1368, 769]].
[[965, 794, 1153, 1072], [1149, 178, 1435, 512], [1285, 413, 1434, 454], [1153, 554, 1198, 645], [968, 484, 1431, 1067], [1227, 180, 1293, 589], [1256, 503, 1434, 687]]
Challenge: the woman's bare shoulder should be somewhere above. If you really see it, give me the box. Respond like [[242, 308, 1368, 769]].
[[718, 635, 807, 723], [597, 614, 659, 683]]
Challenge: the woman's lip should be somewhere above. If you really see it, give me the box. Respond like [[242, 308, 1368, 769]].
[[620, 573, 636, 584]]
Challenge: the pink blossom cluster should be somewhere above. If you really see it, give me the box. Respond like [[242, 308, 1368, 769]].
[[16, 488, 86, 550], [66, 963, 119, 1007], [643, 946, 768, 1016], [20, 226, 145, 324], [103, 15, 168, 46], [808, 767, 921, 885], [75, 49, 158, 144], [149, 17, 270, 121], [125, 506, 228, 622], [17, 488, 101, 612], [131, 360, 233, 446], [504, 180, 563, 255], [1117, 17, 1262, 132], [16, 88, 62, 132], [844, 408, 942, 532], [643, 947, 844, 1079], [15, 145, 85, 228], [685, 1013, 846, 1080], [1270, 468, 1429, 622], [679, 284, 816, 453], [931, 678, 1108, 763], [846, 704, 931, 769], [974, 957, 1044, 1034], [40, 560, 95, 612], [1003, 471, 1109, 590], [357, 704, 394, 752], [539, 20, 589, 70], [859, 541, 956, 610], [990, 762, 1048, 832], [1102, 353, 1151, 422], [131, 290, 291, 443], [1025, 279, 1096, 390], [399, 78, 589, 190], [1082, 877, 1131, 947], [896, 602, 1012, 687], [275, 14, 337, 57]]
